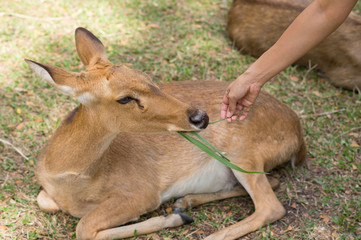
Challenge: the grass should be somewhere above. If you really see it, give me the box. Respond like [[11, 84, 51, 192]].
[[0, 0, 360, 239], [178, 129, 267, 174]]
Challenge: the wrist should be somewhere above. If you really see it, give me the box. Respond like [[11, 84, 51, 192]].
[[241, 68, 269, 88]]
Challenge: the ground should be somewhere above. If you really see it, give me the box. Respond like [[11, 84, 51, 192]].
[[0, 0, 360, 239]]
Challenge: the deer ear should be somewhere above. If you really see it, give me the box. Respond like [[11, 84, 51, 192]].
[[25, 59, 78, 96], [75, 27, 111, 70]]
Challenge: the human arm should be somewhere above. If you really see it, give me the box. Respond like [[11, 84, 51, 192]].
[[221, 0, 358, 122]]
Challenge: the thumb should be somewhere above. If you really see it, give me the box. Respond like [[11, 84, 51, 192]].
[[226, 92, 237, 118]]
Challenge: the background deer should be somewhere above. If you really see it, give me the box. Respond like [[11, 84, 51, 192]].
[[26, 27, 306, 240], [227, 0, 361, 91]]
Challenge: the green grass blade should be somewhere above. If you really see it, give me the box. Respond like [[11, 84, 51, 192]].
[[190, 132, 230, 161], [178, 132, 267, 174]]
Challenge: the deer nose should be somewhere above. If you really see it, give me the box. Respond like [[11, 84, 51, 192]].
[[188, 109, 209, 129]]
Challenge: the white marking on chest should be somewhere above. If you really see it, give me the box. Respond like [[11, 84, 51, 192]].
[[161, 159, 237, 202]]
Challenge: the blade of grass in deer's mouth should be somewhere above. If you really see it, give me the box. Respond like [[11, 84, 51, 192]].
[[178, 107, 267, 174]]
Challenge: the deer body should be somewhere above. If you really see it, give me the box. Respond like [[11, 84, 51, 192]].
[[227, 0, 361, 90], [28, 28, 306, 240]]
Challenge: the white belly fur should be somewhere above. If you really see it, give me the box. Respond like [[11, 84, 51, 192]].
[[161, 159, 237, 202]]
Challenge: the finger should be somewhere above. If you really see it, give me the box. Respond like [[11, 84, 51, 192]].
[[234, 104, 244, 115], [221, 103, 228, 119], [226, 94, 237, 118], [238, 110, 249, 121]]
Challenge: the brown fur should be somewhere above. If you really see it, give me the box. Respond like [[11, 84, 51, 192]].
[[27, 28, 306, 240], [227, 0, 361, 90]]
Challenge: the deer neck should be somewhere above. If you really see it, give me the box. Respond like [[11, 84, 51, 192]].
[[42, 105, 117, 175]]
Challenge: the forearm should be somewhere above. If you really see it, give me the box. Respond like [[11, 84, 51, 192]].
[[244, 0, 358, 85]]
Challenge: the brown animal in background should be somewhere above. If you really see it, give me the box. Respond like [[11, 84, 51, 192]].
[[227, 0, 361, 91], [26, 27, 306, 240]]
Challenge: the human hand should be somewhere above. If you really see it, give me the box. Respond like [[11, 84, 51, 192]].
[[221, 74, 263, 122]]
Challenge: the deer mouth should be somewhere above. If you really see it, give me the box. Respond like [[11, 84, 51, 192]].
[[188, 109, 209, 130]]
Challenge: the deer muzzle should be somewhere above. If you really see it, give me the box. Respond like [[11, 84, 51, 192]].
[[188, 109, 209, 130]]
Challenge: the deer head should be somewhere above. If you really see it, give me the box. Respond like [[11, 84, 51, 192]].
[[25, 27, 209, 133]]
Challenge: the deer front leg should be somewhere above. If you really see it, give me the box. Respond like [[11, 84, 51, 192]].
[[95, 212, 193, 240], [37, 190, 60, 213], [76, 195, 161, 240], [205, 173, 286, 240]]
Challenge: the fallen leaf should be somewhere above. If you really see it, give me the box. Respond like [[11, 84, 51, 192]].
[[148, 23, 160, 28], [270, 229, 278, 237], [320, 190, 328, 196], [182, 229, 189, 235], [281, 225, 293, 233], [0, 226, 7, 234], [291, 203, 297, 208], [289, 75, 300, 81], [0, 226, 7, 230], [16, 122, 25, 130], [35, 117, 43, 123], [295, 101, 302, 107], [320, 214, 330, 224], [312, 90, 322, 97], [350, 141, 360, 147], [348, 132, 360, 138]]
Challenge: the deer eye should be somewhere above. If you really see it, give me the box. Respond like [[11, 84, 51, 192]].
[[116, 96, 135, 104]]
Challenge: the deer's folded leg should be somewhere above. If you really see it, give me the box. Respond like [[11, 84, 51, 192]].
[[204, 173, 285, 240], [37, 190, 60, 213], [75, 195, 161, 240], [96, 213, 193, 240]]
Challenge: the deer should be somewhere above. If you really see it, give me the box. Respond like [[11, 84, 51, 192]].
[[227, 0, 361, 91], [26, 27, 306, 240]]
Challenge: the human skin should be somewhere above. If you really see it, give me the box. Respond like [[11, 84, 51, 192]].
[[221, 0, 358, 122]]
